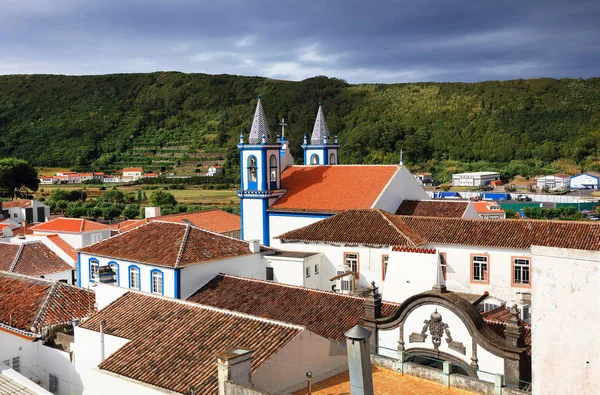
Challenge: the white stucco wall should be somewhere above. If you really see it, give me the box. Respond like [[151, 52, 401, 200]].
[[44, 269, 73, 284], [265, 257, 304, 286], [0, 331, 74, 395], [179, 253, 265, 299], [253, 330, 348, 395], [241, 199, 266, 243], [382, 250, 439, 303], [530, 246, 600, 395], [372, 165, 429, 212], [268, 214, 329, 246], [34, 230, 110, 249]]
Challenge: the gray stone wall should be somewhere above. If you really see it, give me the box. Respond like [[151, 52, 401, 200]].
[[224, 381, 269, 395]]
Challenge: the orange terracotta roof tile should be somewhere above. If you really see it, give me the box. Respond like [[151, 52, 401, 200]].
[[1, 199, 33, 209], [396, 200, 469, 218], [0, 241, 72, 276], [45, 234, 78, 261], [270, 165, 399, 212], [472, 201, 505, 214], [31, 218, 110, 233], [482, 307, 531, 355], [0, 272, 94, 335], [80, 221, 261, 268], [188, 274, 399, 343], [81, 291, 301, 394], [123, 167, 143, 172], [157, 209, 240, 233], [276, 209, 426, 247], [293, 366, 479, 395]]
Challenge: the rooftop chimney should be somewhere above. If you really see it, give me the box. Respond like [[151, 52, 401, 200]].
[[248, 240, 260, 254], [344, 325, 374, 395], [216, 348, 254, 395], [145, 206, 161, 219]]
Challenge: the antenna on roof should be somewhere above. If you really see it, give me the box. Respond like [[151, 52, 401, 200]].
[[399, 149, 404, 166]]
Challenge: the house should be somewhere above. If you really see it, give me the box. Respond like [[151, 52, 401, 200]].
[[73, 285, 348, 394], [142, 173, 159, 178], [78, 221, 267, 299], [472, 201, 506, 219], [569, 171, 600, 190], [0, 272, 95, 394], [237, 96, 428, 247], [30, 218, 111, 249], [0, 241, 73, 283], [39, 176, 58, 185], [395, 199, 478, 218], [536, 173, 571, 190], [78, 173, 94, 182], [102, 175, 120, 183], [414, 172, 434, 186], [206, 165, 223, 176], [1, 199, 50, 225], [121, 167, 143, 182], [452, 172, 500, 187]]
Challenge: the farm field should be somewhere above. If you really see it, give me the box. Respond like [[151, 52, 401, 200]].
[[37, 184, 239, 205]]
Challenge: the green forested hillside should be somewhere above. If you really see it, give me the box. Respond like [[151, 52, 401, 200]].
[[1, 72, 599, 181]]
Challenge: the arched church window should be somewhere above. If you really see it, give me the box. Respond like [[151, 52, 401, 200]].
[[247, 156, 257, 183], [269, 155, 277, 183], [329, 153, 336, 165], [310, 154, 319, 165]]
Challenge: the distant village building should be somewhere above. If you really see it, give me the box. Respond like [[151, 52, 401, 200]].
[[452, 171, 500, 187], [536, 173, 570, 190], [1, 199, 50, 225], [39, 175, 59, 184], [472, 201, 506, 219], [206, 165, 223, 176], [31, 218, 111, 249], [103, 174, 121, 183], [569, 171, 600, 190], [414, 172, 434, 186], [121, 167, 143, 182], [143, 173, 159, 178]]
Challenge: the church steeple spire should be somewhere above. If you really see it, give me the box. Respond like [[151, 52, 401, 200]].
[[249, 95, 271, 144], [310, 102, 330, 145]]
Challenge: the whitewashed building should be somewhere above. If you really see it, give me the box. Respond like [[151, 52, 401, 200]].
[[206, 165, 223, 176], [452, 172, 500, 187], [0, 272, 94, 395], [30, 218, 111, 249], [78, 221, 267, 299], [536, 173, 570, 190], [121, 167, 143, 182], [472, 201, 506, 219], [1, 199, 50, 225], [73, 284, 348, 395], [569, 171, 600, 190], [237, 96, 428, 247]]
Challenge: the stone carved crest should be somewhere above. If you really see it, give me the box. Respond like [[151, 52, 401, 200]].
[[409, 309, 466, 355]]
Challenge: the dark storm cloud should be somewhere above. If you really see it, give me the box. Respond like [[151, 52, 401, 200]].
[[0, 0, 598, 82]]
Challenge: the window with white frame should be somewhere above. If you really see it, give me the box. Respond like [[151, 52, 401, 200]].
[[305, 267, 310, 278], [472, 255, 488, 282], [345, 253, 359, 279], [314, 264, 319, 274], [151, 271, 163, 294], [382, 255, 389, 281], [89, 259, 99, 281], [129, 267, 140, 289], [513, 258, 530, 285]]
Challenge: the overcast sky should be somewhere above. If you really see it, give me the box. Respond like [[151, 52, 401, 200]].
[[1, 0, 598, 83]]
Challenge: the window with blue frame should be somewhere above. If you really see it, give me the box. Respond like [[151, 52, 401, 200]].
[[269, 155, 277, 189], [247, 156, 258, 188], [151, 270, 163, 295], [310, 154, 319, 165], [89, 258, 99, 281], [129, 266, 140, 289]]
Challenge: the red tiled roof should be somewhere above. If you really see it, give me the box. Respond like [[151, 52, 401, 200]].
[[270, 165, 399, 212], [395, 200, 468, 218], [158, 210, 240, 233], [2, 199, 33, 209], [45, 234, 78, 261], [79, 221, 260, 268], [123, 167, 143, 173], [276, 209, 426, 247], [0, 272, 94, 335], [472, 201, 505, 214], [278, 208, 600, 251], [12, 223, 36, 236], [188, 274, 399, 343], [81, 291, 301, 394], [482, 307, 531, 354], [31, 218, 110, 233], [0, 242, 72, 276], [110, 219, 147, 232]]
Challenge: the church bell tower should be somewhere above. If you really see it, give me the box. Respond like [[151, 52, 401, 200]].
[[302, 103, 340, 165], [237, 96, 284, 246]]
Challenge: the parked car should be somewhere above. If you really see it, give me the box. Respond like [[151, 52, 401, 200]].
[[515, 195, 532, 202]]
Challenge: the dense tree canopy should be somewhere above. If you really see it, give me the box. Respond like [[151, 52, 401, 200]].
[[1, 73, 599, 181], [0, 157, 38, 198]]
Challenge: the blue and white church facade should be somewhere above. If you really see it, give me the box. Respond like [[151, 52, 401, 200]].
[[302, 103, 340, 165]]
